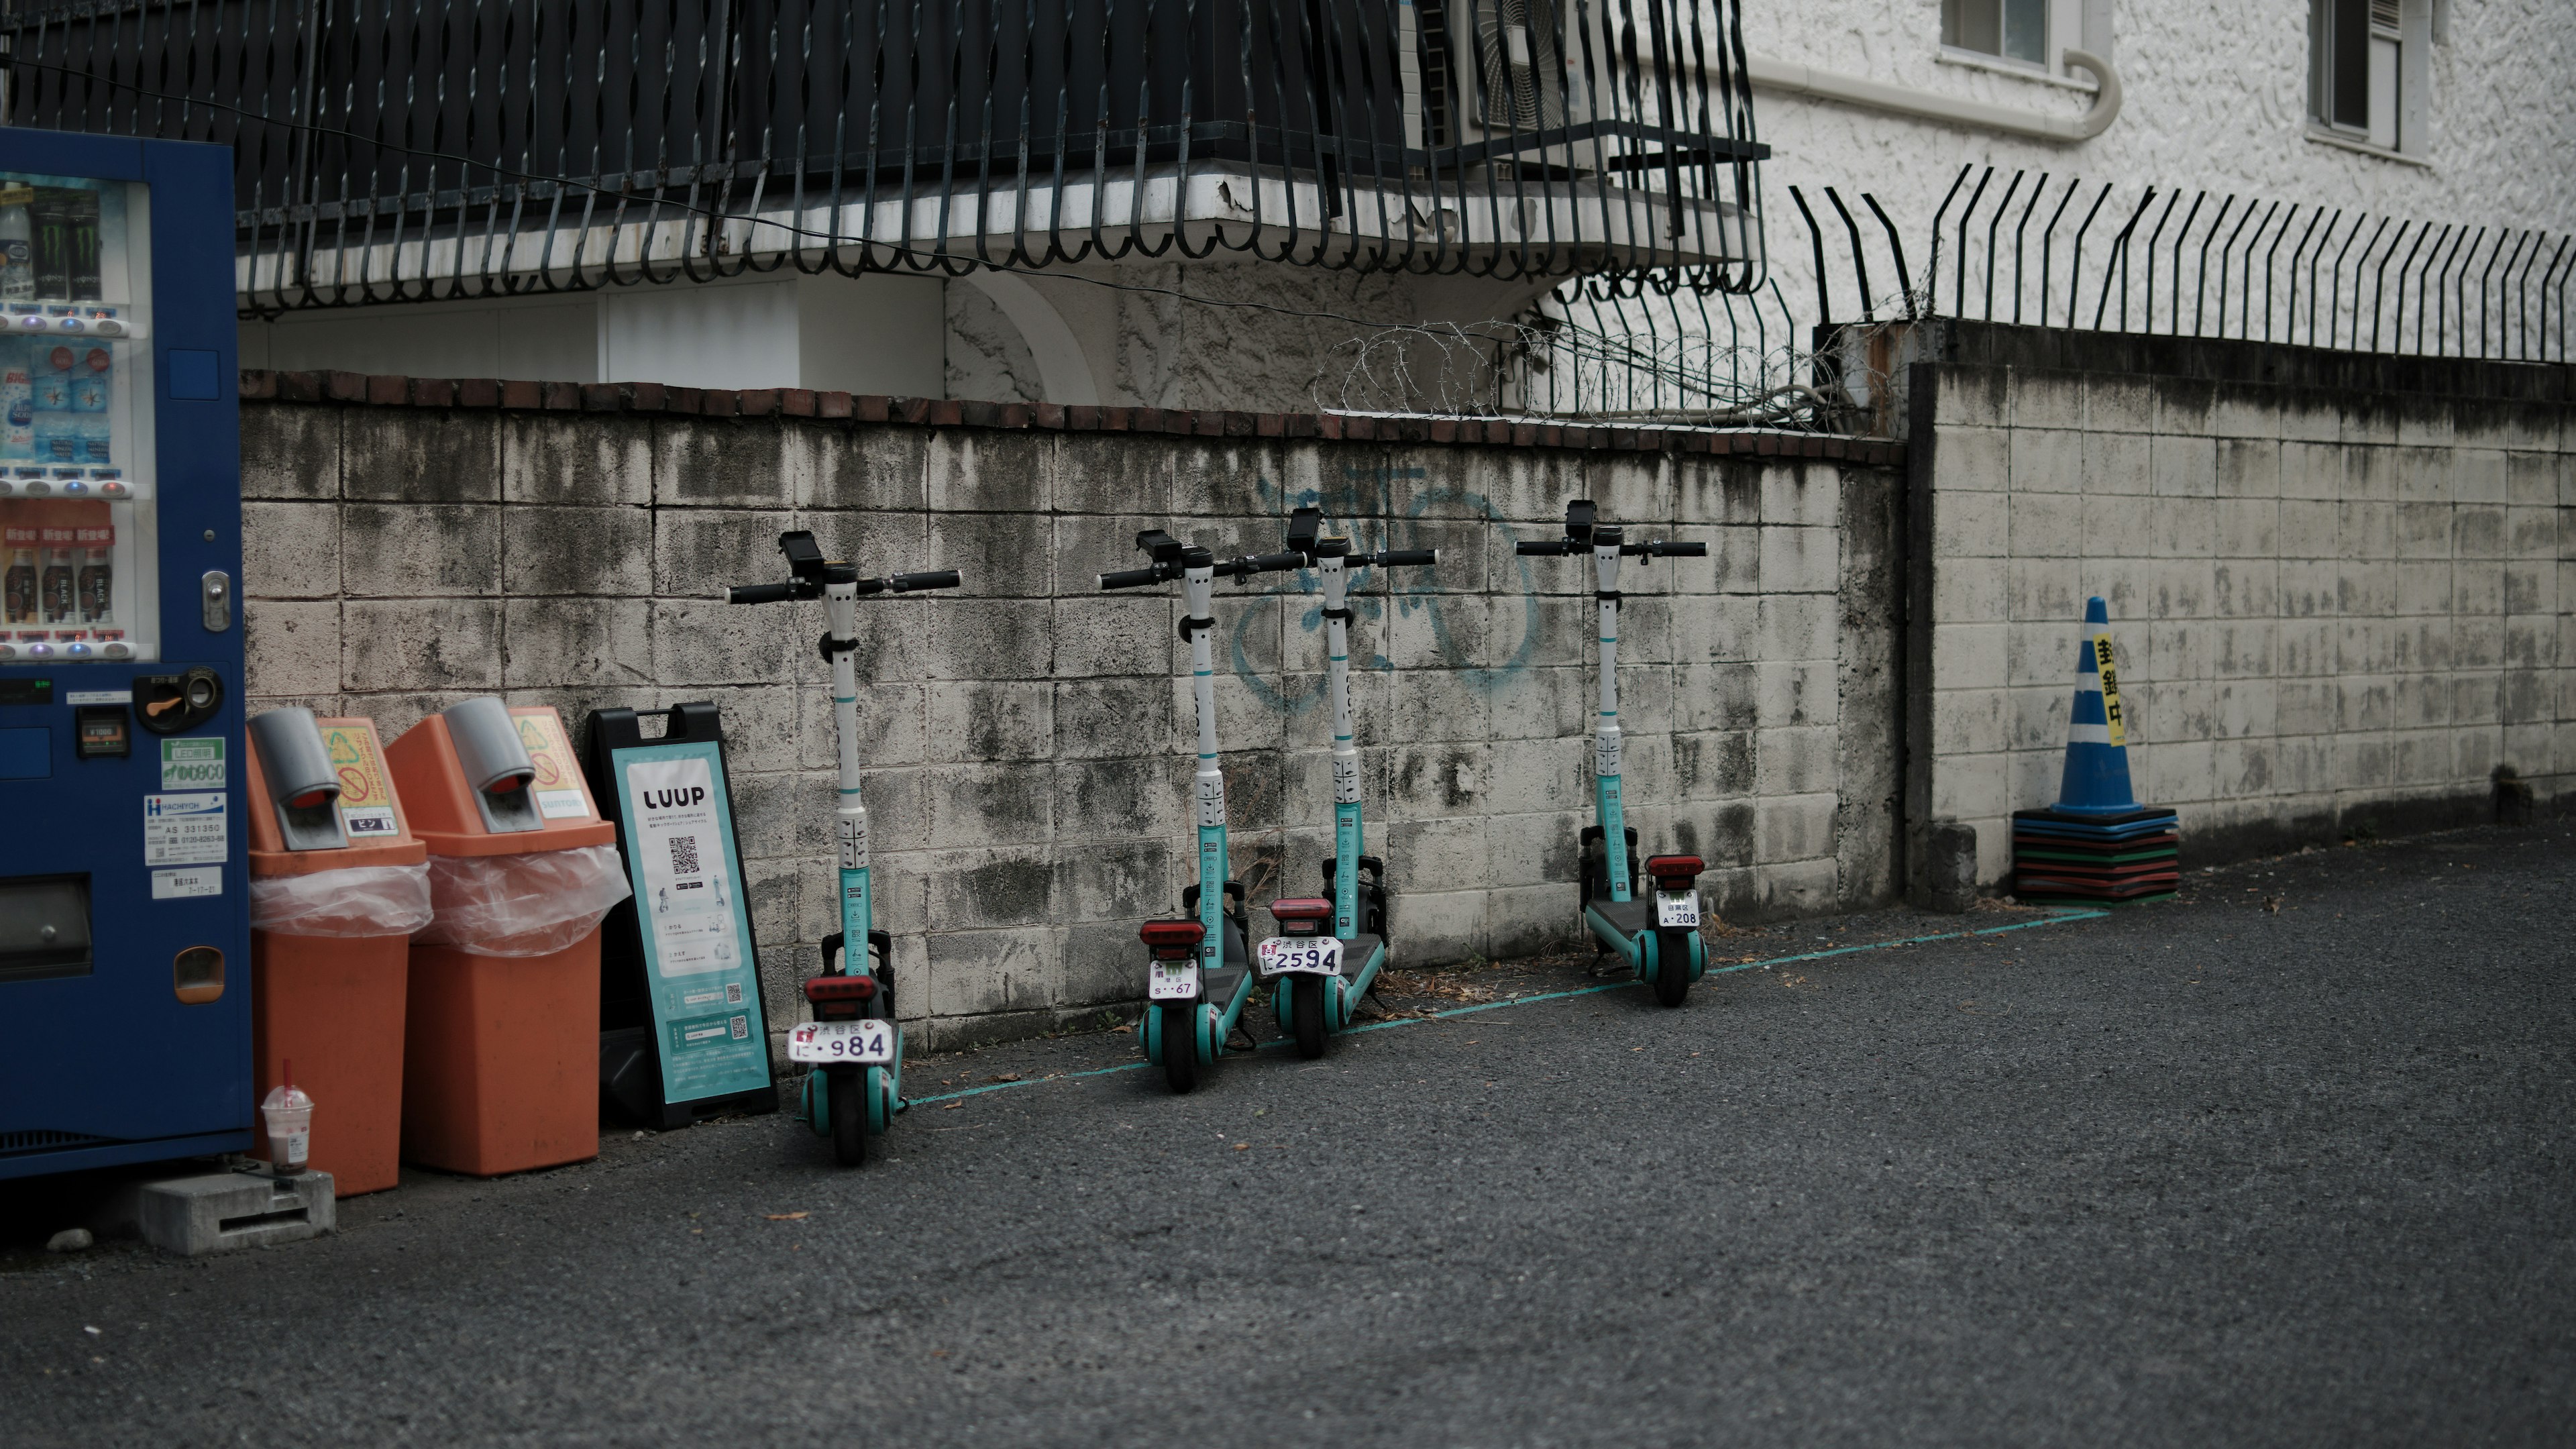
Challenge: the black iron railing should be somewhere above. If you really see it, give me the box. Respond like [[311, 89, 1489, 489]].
[[1, 0, 1769, 313]]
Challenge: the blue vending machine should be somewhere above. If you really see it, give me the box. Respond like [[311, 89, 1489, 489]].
[[0, 131, 249, 1179]]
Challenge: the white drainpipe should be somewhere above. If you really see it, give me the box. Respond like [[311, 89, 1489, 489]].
[[1744, 48, 2123, 144]]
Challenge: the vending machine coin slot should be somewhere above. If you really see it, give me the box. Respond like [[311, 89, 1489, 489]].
[[74, 702, 127, 758], [133, 666, 221, 736]]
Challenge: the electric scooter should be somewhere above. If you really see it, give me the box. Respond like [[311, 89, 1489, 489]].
[[726, 529, 960, 1165], [1516, 500, 1711, 1007], [1099, 528, 1305, 1092], [1262, 506, 1437, 1057]]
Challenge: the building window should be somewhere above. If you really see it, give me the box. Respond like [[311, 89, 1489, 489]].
[[2310, 0, 2403, 151], [1943, 0, 2049, 67]]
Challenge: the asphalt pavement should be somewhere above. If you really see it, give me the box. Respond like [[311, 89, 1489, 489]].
[[5, 824, 2573, 1447]]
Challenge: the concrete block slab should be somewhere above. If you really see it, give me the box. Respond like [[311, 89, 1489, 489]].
[[138, 1170, 334, 1256]]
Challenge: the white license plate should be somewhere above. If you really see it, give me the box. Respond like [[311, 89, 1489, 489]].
[[1654, 890, 1702, 928], [1256, 936, 1344, 977], [1146, 961, 1201, 1001], [788, 1018, 895, 1065]]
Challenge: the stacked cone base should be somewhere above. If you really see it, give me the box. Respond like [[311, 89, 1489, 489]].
[[2012, 806, 2180, 904]]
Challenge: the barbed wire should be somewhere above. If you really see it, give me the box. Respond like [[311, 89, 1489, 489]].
[[1309, 274, 1911, 433]]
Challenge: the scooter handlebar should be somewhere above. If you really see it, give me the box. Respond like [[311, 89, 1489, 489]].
[[1098, 566, 1166, 590], [1516, 539, 1572, 556], [725, 582, 802, 604], [889, 570, 962, 592], [1638, 541, 1707, 558], [1374, 548, 1438, 568]]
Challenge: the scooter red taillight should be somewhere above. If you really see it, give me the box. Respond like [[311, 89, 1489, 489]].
[[1139, 919, 1205, 960], [1645, 855, 1705, 888], [1266, 898, 1333, 936], [804, 973, 877, 1020]]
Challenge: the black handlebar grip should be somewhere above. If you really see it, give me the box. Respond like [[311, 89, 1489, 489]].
[[727, 582, 798, 604], [891, 570, 963, 592], [1658, 541, 1709, 557], [1099, 567, 1163, 590], [1377, 548, 1438, 567], [1515, 540, 1563, 555], [1248, 551, 1308, 573]]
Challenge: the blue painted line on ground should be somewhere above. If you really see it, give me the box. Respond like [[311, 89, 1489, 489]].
[[898, 908, 2107, 1108]]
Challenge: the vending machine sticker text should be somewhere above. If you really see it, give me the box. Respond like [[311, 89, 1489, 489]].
[[158, 737, 223, 790], [142, 792, 227, 865]]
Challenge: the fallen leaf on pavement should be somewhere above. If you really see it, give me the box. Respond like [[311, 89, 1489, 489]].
[[765, 1212, 809, 1221]]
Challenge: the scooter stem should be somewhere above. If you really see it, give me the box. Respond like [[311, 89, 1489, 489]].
[[1320, 550, 1363, 939], [826, 581, 874, 973], [1591, 540, 1631, 904], [1183, 562, 1228, 972]]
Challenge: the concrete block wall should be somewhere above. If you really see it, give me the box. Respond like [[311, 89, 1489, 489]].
[[1911, 329, 2575, 885], [237, 393, 1904, 1046]]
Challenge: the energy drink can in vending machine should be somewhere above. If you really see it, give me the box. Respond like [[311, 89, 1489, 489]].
[[67, 191, 100, 303], [30, 190, 68, 301], [0, 337, 31, 461], [70, 346, 109, 465], [38, 506, 75, 624], [72, 502, 111, 625], [2, 506, 36, 626]]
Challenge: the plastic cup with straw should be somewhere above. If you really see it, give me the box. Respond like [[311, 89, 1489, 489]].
[[260, 1059, 314, 1176]]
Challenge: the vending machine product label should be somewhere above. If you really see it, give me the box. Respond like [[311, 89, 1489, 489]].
[[321, 720, 401, 839], [142, 792, 227, 865], [150, 867, 221, 900], [158, 737, 223, 790], [610, 738, 769, 1104]]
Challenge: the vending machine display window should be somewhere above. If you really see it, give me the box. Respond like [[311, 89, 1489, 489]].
[[0, 172, 158, 663]]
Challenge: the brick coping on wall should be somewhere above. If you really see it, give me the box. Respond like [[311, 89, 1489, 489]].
[[235, 369, 1907, 466]]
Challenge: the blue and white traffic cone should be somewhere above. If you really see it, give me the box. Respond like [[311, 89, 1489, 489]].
[[2012, 596, 2180, 904], [2051, 596, 2139, 816]]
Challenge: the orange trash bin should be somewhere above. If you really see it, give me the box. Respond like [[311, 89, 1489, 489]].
[[386, 699, 631, 1177], [244, 710, 433, 1196]]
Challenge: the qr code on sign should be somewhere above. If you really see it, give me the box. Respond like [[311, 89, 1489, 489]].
[[666, 834, 702, 877]]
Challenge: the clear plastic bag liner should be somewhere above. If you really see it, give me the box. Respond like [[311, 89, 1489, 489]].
[[249, 863, 436, 939], [415, 845, 634, 958]]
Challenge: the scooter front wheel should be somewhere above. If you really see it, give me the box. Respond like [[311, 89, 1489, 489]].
[[1158, 1003, 1200, 1093], [1291, 975, 1327, 1059], [1651, 930, 1691, 1008], [827, 1069, 868, 1166]]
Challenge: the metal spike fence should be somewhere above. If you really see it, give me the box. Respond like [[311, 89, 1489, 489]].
[[1902, 164, 2571, 363], [1519, 164, 2569, 432]]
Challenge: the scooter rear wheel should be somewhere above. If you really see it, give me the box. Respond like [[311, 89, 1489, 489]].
[[827, 1069, 868, 1166], [1158, 1003, 1199, 1093], [1652, 930, 1691, 1008], [1291, 975, 1327, 1059]]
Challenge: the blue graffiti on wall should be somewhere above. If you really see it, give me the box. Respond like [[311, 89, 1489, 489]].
[[1228, 464, 1543, 713]]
